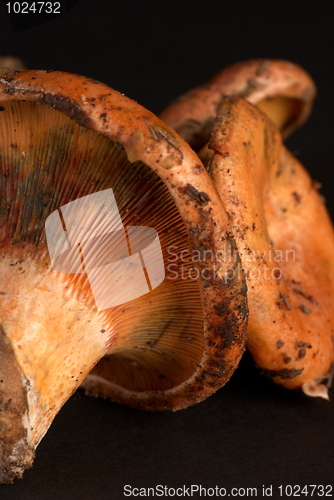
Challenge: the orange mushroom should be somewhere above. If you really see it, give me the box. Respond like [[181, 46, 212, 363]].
[[0, 69, 247, 482], [206, 96, 334, 398], [161, 59, 333, 397]]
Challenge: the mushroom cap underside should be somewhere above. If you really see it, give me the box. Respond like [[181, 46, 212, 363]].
[[0, 69, 248, 482]]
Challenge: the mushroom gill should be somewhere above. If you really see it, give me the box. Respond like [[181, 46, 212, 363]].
[[0, 69, 247, 483], [0, 100, 204, 394]]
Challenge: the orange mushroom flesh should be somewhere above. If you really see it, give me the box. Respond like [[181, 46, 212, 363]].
[[160, 59, 316, 151], [0, 69, 247, 482], [206, 96, 334, 398]]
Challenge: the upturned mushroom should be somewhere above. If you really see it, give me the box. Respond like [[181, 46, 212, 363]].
[[160, 59, 316, 151], [0, 69, 247, 483], [205, 96, 334, 398]]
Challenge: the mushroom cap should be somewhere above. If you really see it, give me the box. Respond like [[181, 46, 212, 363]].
[[0, 69, 247, 482], [160, 59, 316, 150], [207, 95, 334, 396]]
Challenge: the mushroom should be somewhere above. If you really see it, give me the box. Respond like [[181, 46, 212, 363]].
[[160, 59, 316, 152], [206, 96, 334, 399], [0, 69, 247, 482], [161, 59, 333, 397]]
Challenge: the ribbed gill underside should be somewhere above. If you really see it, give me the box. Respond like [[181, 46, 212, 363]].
[[0, 101, 204, 393]]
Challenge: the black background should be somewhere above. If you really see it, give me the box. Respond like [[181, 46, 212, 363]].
[[0, 1, 334, 498]]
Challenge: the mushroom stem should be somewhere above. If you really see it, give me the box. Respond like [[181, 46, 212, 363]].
[[0, 251, 109, 482], [0, 326, 34, 483]]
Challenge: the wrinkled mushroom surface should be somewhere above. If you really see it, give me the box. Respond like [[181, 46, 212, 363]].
[[206, 96, 334, 397], [161, 59, 316, 151], [0, 69, 247, 482]]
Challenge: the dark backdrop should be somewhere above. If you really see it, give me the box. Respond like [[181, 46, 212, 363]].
[[0, 1, 334, 499]]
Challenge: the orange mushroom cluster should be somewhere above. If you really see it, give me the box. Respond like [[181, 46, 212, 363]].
[[0, 59, 333, 484]]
